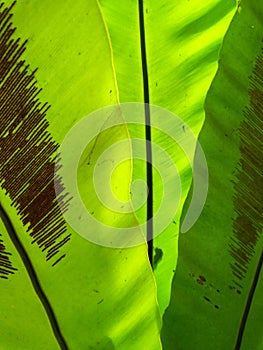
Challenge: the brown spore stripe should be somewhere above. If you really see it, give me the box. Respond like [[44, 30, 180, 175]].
[[0, 2, 71, 268], [230, 44, 263, 286], [0, 232, 17, 278], [231, 44, 263, 350]]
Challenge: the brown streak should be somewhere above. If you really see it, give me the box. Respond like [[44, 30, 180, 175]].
[[0, 2, 71, 273]]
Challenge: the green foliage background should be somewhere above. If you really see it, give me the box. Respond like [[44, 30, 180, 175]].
[[0, 0, 262, 349]]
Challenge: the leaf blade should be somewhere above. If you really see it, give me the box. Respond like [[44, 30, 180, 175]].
[[100, 0, 236, 313], [162, 1, 263, 348], [0, 1, 162, 348]]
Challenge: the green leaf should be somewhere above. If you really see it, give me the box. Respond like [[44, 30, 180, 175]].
[[0, 211, 61, 349], [0, 1, 161, 349], [100, 0, 236, 313], [162, 1, 263, 348]]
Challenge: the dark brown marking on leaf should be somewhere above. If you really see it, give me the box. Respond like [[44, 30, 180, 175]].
[[233, 280, 243, 289], [0, 2, 71, 269], [199, 275, 206, 282], [230, 43, 263, 350], [230, 45, 263, 287], [0, 232, 17, 278]]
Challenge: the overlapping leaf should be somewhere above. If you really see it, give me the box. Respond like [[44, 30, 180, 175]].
[[162, 1, 263, 348]]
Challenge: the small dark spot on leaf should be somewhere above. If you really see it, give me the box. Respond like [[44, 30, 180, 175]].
[[199, 275, 206, 282], [97, 299, 104, 304], [197, 279, 203, 285], [214, 305, 219, 309], [236, 290, 241, 295], [93, 289, 99, 293], [153, 248, 163, 269], [217, 289, 220, 293], [204, 296, 210, 302]]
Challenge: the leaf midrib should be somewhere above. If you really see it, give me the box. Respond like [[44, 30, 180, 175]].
[[138, 0, 153, 266], [0, 203, 68, 350], [235, 250, 263, 349]]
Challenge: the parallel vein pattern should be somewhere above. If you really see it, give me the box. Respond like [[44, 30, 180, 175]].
[[0, 232, 17, 278], [0, 1, 71, 268], [230, 44, 263, 286]]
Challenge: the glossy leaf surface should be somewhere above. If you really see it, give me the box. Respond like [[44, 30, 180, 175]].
[[100, 0, 236, 313], [162, 1, 263, 348], [0, 1, 161, 349]]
